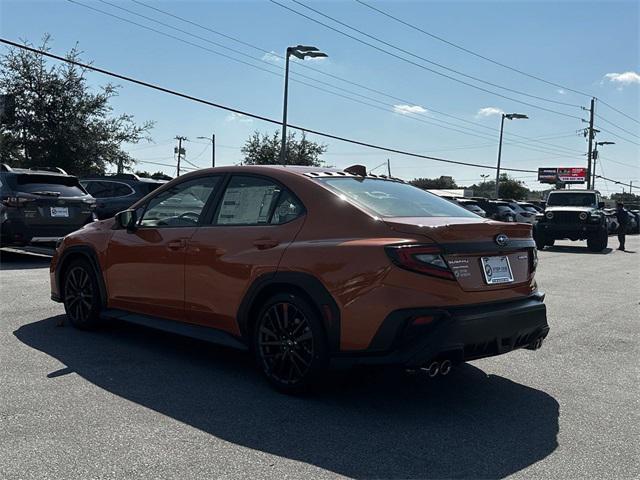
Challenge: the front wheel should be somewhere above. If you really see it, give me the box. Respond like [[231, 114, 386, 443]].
[[253, 293, 328, 393], [63, 259, 102, 329], [587, 227, 608, 252]]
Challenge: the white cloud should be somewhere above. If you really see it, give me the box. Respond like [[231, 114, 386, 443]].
[[226, 112, 253, 123], [393, 104, 427, 115], [261, 51, 281, 64], [557, 89, 566, 95], [476, 107, 504, 118], [603, 71, 640, 87]]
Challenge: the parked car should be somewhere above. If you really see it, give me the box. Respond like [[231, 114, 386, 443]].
[[1, 164, 95, 247], [471, 198, 517, 222], [51, 165, 548, 393], [534, 190, 608, 251], [80, 174, 166, 219], [518, 202, 543, 214], [502, 200, 537, 224], [455, 198, 486, 217], [631, 210, 640, 234], [625, 210, 638, 234]]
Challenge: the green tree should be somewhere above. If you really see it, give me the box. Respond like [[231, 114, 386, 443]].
[[0, 36, 153, 175], [241, 130, 327, 166], [465, 174, 530, 199], [410, 176, 458, 189]]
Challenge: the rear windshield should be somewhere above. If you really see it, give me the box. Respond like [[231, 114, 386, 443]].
[[318, 177, 476, 218], [11, 174, 87, 197], [547, 192, 597, 207]]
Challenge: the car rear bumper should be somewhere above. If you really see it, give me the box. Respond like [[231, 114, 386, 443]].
[[1, 218, 89, 246], [331, 293, 548, 368]]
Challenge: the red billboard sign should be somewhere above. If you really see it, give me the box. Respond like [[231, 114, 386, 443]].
[[537, 167, 587, 184]]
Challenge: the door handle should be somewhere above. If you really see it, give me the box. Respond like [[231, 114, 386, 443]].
[[167, 239, 186, 250], [253, 239, 279, 250]]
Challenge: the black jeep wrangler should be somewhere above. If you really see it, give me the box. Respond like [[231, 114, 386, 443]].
[[534, 189, 608, 252]]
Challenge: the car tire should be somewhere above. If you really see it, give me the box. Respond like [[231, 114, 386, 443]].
[[587, 227, 608, 252], [62, 258, 102, 329], [253, 292, 328, 394], [534, 230, 546, 250]]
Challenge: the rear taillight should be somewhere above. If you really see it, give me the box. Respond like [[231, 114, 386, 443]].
[[530, 248, 538, 273], [385, 244, 455, 280], [1, 196, 35, 207]]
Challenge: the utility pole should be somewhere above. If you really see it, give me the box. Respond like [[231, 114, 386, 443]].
[[387, 158, 391, 177], [175, 136, 187, 176], [586, 97, 595, 189]]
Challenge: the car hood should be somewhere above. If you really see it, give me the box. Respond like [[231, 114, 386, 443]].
[[382, 216, 532, 244]]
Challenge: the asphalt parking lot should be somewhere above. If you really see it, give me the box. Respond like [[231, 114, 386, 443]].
[[1, 237, 639, 480]]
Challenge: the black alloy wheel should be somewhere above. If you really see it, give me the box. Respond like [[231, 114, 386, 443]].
[[254, 293, 327, 392], [63, 260, 101, 329]]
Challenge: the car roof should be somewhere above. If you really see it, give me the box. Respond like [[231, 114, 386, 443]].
[[548, 189, 600, 194], [80, 174, 166, 183], [0, 165, 74, 177], [173, 164, 406, 183]]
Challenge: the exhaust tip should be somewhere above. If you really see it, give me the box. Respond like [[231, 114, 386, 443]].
[[421, 361, 440, 378], [440, 359, 452, 376]]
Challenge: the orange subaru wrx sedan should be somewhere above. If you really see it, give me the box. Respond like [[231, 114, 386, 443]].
[[50, 165, 548, 392]]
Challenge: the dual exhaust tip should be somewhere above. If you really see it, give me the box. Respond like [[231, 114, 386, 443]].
[[420, 359, 452, 378]]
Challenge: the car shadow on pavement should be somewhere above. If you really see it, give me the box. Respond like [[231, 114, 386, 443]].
[[0, 251, 51, 270], [15, 316, 559, 480], [543, 245, 612, 255]]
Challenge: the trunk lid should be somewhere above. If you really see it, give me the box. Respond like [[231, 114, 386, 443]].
[[383, 216, 535, 291]]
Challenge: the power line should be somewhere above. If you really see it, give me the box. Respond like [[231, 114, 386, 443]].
[[0, 38, 541, 173], [103, 0, 585, 157], [353, 0, 592, 99], [290, 0, 581, 109], [595, 113, 639, 139], [354, 0, 640, 126], [270, 0, 583, 120], [598, 98, 640, 126], [66, 0, 582, 159], [597, 126, 640, 146], [598, 155, 639, 169]]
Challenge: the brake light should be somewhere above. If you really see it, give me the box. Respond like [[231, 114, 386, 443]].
[[385, 244, 455, 280], [1, 196, 35, 207], [530, 248, 538, 273]]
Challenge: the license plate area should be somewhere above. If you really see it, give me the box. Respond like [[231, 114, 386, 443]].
[[481, 255, 514, 285], [50, 207, 69, 217]]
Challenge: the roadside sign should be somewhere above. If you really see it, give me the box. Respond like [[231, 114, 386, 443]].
[[538, 168, 558, 183], [538, 167, 587, 184], [557, 167, 586, 183]]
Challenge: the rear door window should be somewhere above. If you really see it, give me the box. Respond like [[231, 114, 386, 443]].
[[215, 176, 283, 225]]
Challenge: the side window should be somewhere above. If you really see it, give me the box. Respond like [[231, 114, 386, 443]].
[[270, 190, 304, 224], [111, 183, 134, 197], [215, 176, 289, 225], [139, 176, 220, 228], [83, 181, 113, 198]]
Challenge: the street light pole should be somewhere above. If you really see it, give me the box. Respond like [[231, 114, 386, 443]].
[[279, 45, 327, 163], [494, 113, 528, 199], [495, 114, 506, 199], [592, 141, 615, 190], [196, 134, 216, 168], [279, 51, 291, 164]]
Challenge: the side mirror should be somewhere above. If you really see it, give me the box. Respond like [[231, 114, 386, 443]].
[[598, 201, 605, 209], [115, 209, 137, 232]]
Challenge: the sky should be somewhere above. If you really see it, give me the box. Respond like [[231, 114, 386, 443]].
[[1, 0, 638, 193]]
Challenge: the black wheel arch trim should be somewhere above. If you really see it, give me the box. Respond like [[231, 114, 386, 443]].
[[237, 271, 341, 352], [55, 245, 107, 307]]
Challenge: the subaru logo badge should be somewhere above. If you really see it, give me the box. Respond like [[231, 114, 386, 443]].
[[495, 234, 509, 247]]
